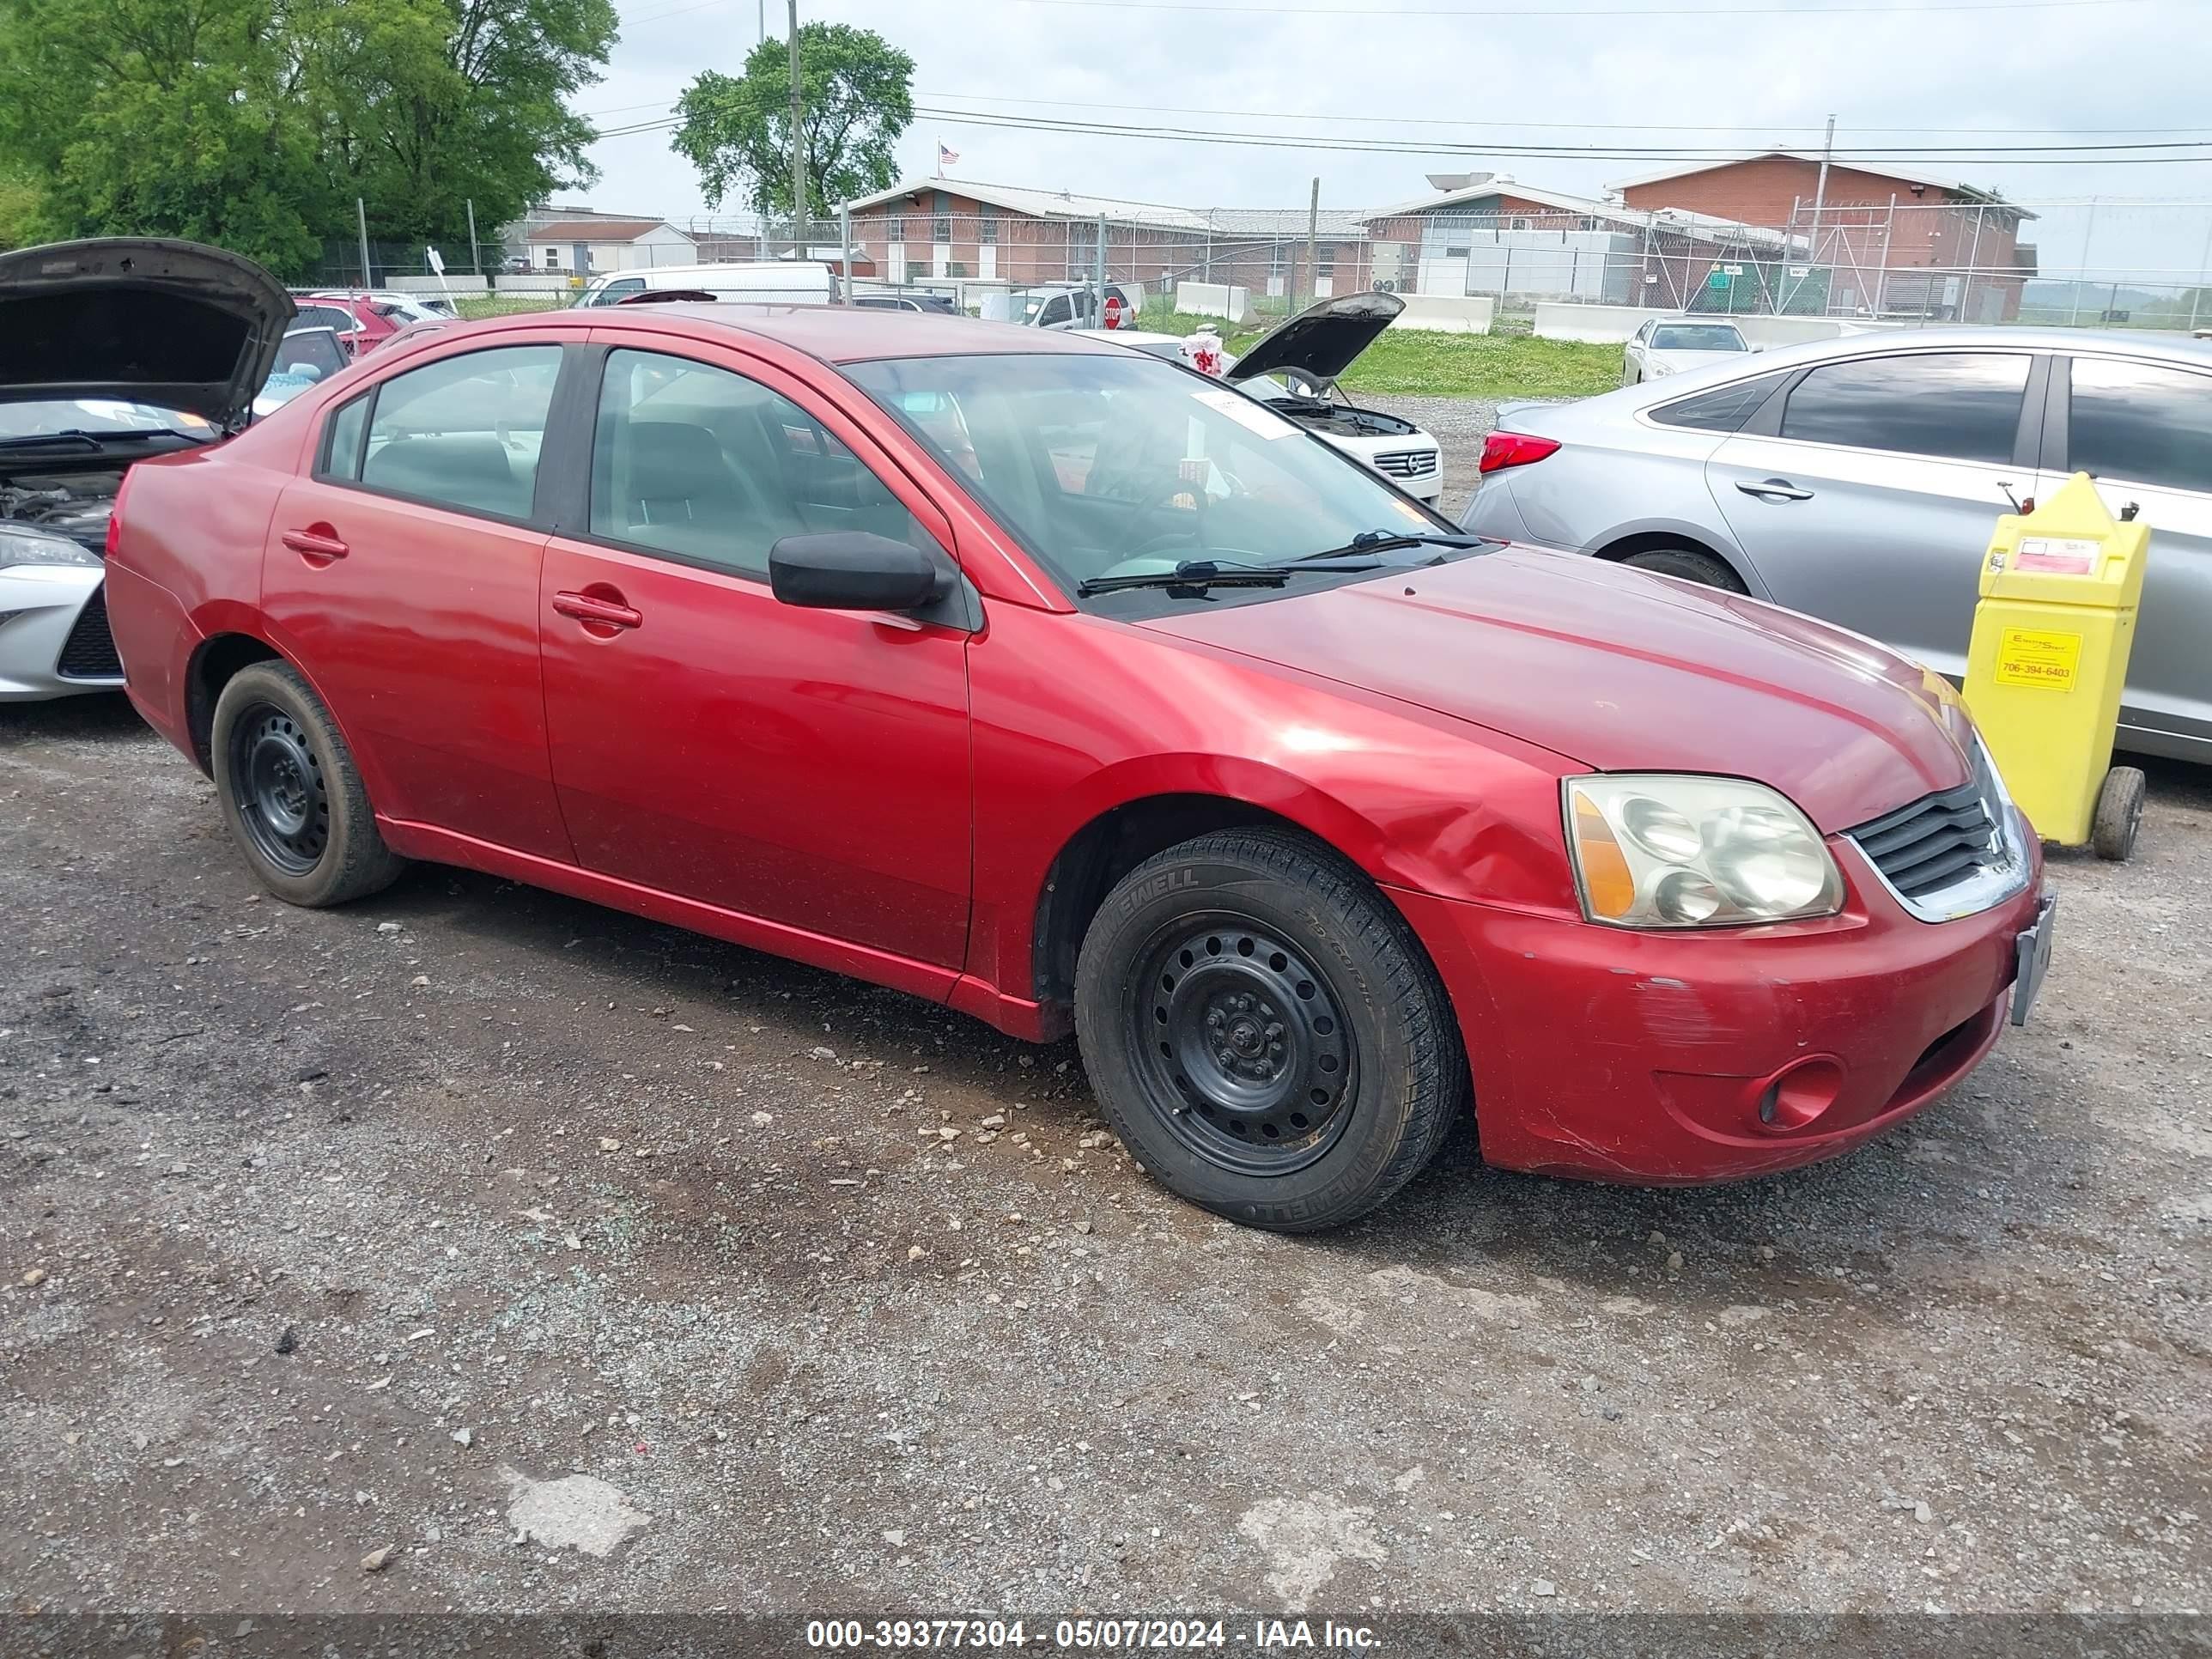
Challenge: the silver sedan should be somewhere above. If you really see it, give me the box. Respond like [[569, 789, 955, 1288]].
[[1462, 326, 2212, 763]]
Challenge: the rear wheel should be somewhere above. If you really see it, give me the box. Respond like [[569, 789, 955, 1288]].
[[1620, 545, 1747, 592], [211, 661, 404, 907], [1073, 828, 1467, 1232]]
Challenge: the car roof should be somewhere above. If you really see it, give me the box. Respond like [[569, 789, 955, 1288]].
[[446, 302, 1139, 364]]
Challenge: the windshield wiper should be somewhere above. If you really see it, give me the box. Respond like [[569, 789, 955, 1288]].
[[0, 428, 185, 452], [1077, 556, 1383, 597], [1288, 530, 1495, 564]]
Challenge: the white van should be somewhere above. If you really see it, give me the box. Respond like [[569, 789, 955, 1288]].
[[572, 262, 841, 308]]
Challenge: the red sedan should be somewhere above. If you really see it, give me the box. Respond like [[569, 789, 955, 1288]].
[[104, 305, 2053, 1231]]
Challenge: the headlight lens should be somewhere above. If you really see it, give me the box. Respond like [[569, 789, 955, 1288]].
[[0, 526, 102, 570], [1565, 775, 1843, 928]]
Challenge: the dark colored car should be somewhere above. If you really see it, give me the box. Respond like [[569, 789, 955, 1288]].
[[105, 303, 2052, 1231]]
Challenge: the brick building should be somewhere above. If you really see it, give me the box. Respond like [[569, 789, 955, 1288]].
[[838, 179, 1370, 301], [1612, 152, 2036, 320]]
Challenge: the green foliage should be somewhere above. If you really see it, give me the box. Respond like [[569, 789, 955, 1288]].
[[671, 22, 913, 216], [0, 0, 617, 277]]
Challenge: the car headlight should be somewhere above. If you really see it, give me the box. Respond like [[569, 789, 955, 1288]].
[[1565, 775, 1844, 928], [0, 526, 102, 571]]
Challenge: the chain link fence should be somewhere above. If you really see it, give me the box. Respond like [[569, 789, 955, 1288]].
[[307, 197, 2212, 337]]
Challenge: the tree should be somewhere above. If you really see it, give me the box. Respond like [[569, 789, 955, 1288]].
[[0, 0, 616, 276], [670, 22, 913, 218], [304, 0, 617, 248], [0, 0, 333, 274]]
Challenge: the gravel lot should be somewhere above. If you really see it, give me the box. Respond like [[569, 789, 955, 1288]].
[[3, 684, 2209, 1620]]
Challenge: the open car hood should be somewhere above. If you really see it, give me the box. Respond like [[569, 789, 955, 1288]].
[[1224, 291, 1401, 388], [0, 238, 296, 432]]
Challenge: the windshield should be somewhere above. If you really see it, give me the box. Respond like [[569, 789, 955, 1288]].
[[0, 398, 213, 439], [845, 352, 1449, 603], [1651, 324, 1747, 351]]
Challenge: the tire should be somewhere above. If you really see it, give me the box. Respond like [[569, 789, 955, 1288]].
[[1073, 827, 1468, 1232], [2091, 765, 2146, 861], [210, 661, 404, 907], [1620, 546, 1747, 592]]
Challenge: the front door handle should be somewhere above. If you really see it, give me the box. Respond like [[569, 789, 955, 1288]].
[[1735, 478, 1814, 502], [552, 589, 643, 631], [280, 526, 349, 562]]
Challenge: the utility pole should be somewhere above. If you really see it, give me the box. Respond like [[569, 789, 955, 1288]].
[[1808, 113, 1835, 291], [1093, 211, 1107, 325], [787, 0, 806, 258], [1303, 176, 1320, 313], [356, 197, 373, 289], [465, 199, 480, 276], [2070, 199, 2098, 326]]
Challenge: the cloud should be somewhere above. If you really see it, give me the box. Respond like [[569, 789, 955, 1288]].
[[575, 0, 2212, 270]]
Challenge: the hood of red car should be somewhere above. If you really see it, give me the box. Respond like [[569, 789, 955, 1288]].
[[1141, 548, 1974, 834], [0, 238, 296, 433]]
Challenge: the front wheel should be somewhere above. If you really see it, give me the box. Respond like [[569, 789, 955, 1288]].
[[211, 661, 405, 906], [1620, 545, 1747, 592], [1073, 828, 1468, 1231]]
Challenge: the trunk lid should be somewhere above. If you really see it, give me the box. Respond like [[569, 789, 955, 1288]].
[[1224, 291, 1401, 389], [0, 238, 296, 433], [1141, 548, 1974, 833]]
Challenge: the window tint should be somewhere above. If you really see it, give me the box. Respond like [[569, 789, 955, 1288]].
[[589, 349, 934, 576], [1650, 324, 1746, 351], [2067, 356, 2212, 495], [357, 344, 560, 518], [295, 305, 354, 332], [590, 276, 645, 307], [1780, 352, 2028, 465], [1650, 371, 1789, 434], [320, 393, 370, 480], [1038, 295, 1072, 327]]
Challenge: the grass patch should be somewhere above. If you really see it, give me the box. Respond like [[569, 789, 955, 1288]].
[[455, 294, 563, 319], [1322, 331, 1621, 398], [1136, 306, 1622, 399]]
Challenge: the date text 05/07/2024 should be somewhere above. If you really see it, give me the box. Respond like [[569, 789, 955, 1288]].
[[804, 1618, 1381, 1650]]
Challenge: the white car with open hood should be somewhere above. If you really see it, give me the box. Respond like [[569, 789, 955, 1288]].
[[1077, 293, 1443, 503], [0, 238, 295, 700]]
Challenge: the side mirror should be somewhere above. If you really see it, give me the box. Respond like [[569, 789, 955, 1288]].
[[769, 532, 949, 611]]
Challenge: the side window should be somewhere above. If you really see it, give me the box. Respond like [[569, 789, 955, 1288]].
[[590, 277, 646, 308], [1650, 371, 1790, 434], [319, 393, 371, 481], [589, 349, 935, 576], [1633, 321, 1652, 344], [2067, 357, 2212, 495], [356, 344, 561, 519], [1779, 352, 2028, 465], [1038, 295, 1072, 327]]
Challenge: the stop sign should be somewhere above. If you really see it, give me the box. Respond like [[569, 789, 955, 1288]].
[[1103, 292, 1125, 329]]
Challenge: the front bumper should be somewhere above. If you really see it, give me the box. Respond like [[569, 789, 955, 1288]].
[[0, 564, 119, 701], [1394, 828, 2047, 1184]]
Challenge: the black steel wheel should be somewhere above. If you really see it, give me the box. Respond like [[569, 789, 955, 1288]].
[[210, 660, 404, 907], [1130, 916, 1357, 1176], [1074, 827, 1468, 1232], [227, 702, 330, 876]]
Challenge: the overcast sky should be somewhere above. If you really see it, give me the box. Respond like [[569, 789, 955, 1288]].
[[574, 0, 2212, 280]]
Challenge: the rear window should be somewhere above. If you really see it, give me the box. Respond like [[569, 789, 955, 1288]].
[[1650, 372, 1789, 434]]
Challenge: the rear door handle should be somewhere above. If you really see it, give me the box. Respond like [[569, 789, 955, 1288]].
[[280, 527, 349, 561], [552, 590, 643, 630], [1735, 478, 1814, 502]]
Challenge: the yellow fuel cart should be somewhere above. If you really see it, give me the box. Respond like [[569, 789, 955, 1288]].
[[1964, 472, 2148, 860]]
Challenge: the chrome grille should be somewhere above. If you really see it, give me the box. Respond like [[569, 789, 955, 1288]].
[[1847, 743, 2027, 921], [1370, 450, 1438, 479]]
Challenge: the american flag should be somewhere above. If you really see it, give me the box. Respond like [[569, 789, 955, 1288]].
[[938, 142, 960, 167]]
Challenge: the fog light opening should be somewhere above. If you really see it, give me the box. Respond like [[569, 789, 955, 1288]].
[[1758, 1057, 1845, 1133]]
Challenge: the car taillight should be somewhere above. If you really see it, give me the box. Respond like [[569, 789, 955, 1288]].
[[1478, 432, 1561, 473], [105, 466, 134, 559]]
